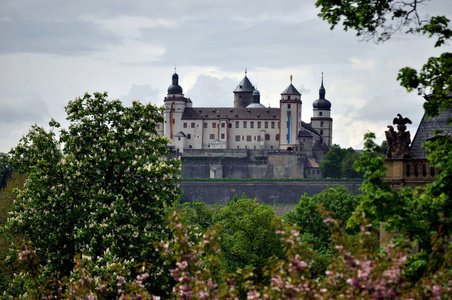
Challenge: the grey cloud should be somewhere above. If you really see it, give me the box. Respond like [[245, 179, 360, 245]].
[[0, 18, 120, 55], [186, 75, 238, 107], [120, 84, 160, 105], [0, 93, 50, 123]]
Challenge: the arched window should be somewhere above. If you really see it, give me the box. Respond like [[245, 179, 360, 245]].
[[243, 121, 247, 128], [276, 134, 280, 141], [265, 122, 268, 128], [257, 122, 261, 128], [235, 121, 239, 128], [271, 122, 275, 129], [250, 121, 254, 128], [265, 134, 270, 140]]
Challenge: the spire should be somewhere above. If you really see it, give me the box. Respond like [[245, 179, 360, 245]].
[[319, 73, 325, 99]]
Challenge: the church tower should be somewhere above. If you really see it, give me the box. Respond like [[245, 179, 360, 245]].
[[164, 71, 187, 143], [233, 70, 255, 108], [279, 75, 302, 150], [311, 75, 332, 147]]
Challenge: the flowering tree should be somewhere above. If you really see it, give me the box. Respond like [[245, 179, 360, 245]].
[[5, 92, 181, 296]]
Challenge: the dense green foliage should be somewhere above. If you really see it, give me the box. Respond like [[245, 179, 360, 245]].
[[0, 171, 27, 292], [4, 92, 181, 297], [319, 145, 363, 178], [213, 195, 284, 283], [0, 153, 13, 190]]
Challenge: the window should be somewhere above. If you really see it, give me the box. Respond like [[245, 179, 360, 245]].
[[156, 124, 160, 129], [320, 129, 323, 135], [243, 121, 247, 128], [183, 123, 187, 128], [204, 123, 207, 128], [265, 122, 268, 128], [257, 122, 261, 128], [212, 123, 216, 128], [250, 121, 254, 128], [210, 134, 215, 140], [191, 122, 195, 128], [235, 135, 240, 141], [187, 134, 191, 139], [221, 123, 225, 128], [319, 112, 323, 116], [286, 121, 289, 128], [278, 122, 280, 129], [246, 135, 252, 141], [321, 121, 324, 127], [173, 119, 175, 124], [265, 134, 270, 140], [235, 121, 239, 128], [288, 104, 291, 108], [221, 133, 225, 139], [288, 96, 291, 100], [228, 123, 232, 128], [276, 134, 280, 141], [257, 136, 261, 141], [271, 122, 275, 129]]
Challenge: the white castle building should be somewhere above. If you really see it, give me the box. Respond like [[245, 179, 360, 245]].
[[158, 71, 333, 178]]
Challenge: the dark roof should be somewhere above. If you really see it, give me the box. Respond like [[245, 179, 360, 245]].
[[234, 76, 254, 93], [281, 83, 301, 95], [313, 78, 331, 110], [409, 107, 452, 159], [181, 107, 280, 120], [168, 72, 183, 94], [301, 121, 320, 136]]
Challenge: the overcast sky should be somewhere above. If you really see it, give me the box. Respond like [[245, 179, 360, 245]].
[[0, 0, 449, 153]]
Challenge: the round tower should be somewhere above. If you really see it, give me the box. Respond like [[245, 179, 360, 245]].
[[233, 70, 255, 108], [311, 74, 332, 147]]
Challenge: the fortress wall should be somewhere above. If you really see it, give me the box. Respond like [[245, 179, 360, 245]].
[[179, 180, 362, 205]]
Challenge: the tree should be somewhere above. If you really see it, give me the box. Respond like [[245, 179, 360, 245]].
[[0, 153, 13, 190], [0, 170, 27, 292], [316, 0, 452, 117], [213, 195, 284, 283], [5, 92, 181, 296], [319, 145, 362, 178]]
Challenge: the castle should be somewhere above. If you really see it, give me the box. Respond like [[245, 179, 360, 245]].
[[158, 71, 333, 179]]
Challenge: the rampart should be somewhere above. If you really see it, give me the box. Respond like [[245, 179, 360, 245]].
[[179, 180, 362, 205]]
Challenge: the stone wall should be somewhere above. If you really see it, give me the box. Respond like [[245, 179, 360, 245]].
[[179, 180, 362, 205]]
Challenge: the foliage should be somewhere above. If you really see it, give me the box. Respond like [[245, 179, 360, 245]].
[[316, 0, 452, 119], [213, 195, 284, 283], [286, 185, 369, 276], [0, 153, 13, 190], [353, 132, 452, 280], [0, 171, 27, 292], [4, 92, 181, 297], [319, 145, 363, 178], [179, 201, 216, 233]]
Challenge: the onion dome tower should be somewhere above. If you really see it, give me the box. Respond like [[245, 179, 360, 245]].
[[164, 70, 187, 142], [311, 74, 332, 147], [234, 69, 255, 108]]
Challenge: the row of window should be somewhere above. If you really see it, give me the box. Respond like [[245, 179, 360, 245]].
[[184, 133, 282, 141], [183, 121, 280, 129]]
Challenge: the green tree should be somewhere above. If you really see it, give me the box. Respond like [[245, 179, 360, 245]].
[[5, 92, 181, 297], [0, 153, 13, 190], [316, 0, 452, 117], [0, 170, 27, 292], [320, 145, 362, 178], [213, 195, 283, 283]]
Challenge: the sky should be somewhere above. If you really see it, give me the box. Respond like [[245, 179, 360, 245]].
[[0, 0, 449, 153]]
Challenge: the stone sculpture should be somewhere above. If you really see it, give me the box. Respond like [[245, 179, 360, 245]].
[[385, 114, 412, 158]]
